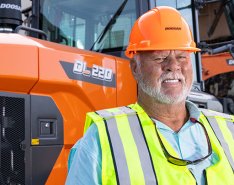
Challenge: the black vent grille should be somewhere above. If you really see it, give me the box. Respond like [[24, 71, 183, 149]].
[[0, 96, 25, 185]]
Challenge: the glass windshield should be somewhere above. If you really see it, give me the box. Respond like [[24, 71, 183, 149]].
[[40, 0, 137, 51]]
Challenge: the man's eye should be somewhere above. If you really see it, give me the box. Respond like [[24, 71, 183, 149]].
[[154, 57, 166, 63], [177, 56, 187, 62]]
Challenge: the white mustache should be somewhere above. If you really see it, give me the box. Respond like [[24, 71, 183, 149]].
[[159, 72, 185, 83]]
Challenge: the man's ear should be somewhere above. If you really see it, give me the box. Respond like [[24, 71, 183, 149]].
[[130, 60, 138, 78]]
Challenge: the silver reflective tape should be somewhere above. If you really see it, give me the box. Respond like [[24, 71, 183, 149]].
[[98, 109, 131, 185], [206, 117, 234, 171], [201, 108, 232, 119], [121, 106, 137, 115], [127, 114, 157, 185], [98, 107, 157, 184], [97, 106, 136, 119], [227, 120, 234, 140], [105, 117, 131, 185], [96, 109, 116, 118]]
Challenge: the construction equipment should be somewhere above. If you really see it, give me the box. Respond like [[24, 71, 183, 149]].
[[0, 0, 232, 184], [197, 0, 234, 114]]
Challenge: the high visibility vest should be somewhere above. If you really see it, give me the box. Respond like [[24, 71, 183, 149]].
[[84, 103, 234, 185]]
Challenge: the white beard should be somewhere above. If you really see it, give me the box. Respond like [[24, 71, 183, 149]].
[[136, 71, 192, 104]]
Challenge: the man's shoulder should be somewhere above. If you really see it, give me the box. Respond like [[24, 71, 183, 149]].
[[84, 103, 146, 134]]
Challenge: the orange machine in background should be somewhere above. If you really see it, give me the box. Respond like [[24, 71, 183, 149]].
[[202, 52, 234, 81], [0, 33, 136, 184], [198, 0, 234, 102], [202, 52, 234, 101]]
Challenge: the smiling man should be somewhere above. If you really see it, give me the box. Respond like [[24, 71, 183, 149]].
[[66, 6, 234, 185], [134, 50, 193, 103], [131, 50, 194, 132]]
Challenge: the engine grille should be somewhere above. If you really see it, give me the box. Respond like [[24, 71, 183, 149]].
[[0, 96, 25, 185]]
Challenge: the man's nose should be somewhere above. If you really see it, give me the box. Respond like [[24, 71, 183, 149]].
[[163, 56, 181, 72]]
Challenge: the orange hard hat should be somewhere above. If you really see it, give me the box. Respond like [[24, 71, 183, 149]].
[[125, 6, 201, 58]]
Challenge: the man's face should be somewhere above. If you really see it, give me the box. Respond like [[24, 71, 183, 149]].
[[132, 50, 193, 104]]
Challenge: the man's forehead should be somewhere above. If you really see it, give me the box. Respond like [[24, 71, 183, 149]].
[[137, 50, 192, 61], [147, 50, 189, 55]]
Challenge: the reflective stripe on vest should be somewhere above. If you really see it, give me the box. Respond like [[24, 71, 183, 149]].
[[201, 109, 234, 172], [85, 111, 118, 185], [227, 120, 234, 140], [96, 107, 157, 185]]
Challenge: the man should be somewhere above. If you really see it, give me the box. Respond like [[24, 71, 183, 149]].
[[66, 6, 234, 185]]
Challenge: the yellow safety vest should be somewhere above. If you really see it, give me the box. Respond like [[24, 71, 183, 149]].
[[84, 103, 234, 185]]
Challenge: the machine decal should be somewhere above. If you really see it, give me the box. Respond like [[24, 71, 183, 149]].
[[0, 3, 21, 11], [227, 59, 234, 65], [60, 60, 116, 87], [31, 138, 39, 145]]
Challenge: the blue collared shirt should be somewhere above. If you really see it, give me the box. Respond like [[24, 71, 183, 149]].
[[66, 101, 218, 185]]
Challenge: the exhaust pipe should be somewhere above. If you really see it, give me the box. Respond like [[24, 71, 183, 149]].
[[0, 0, 22, 33]]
